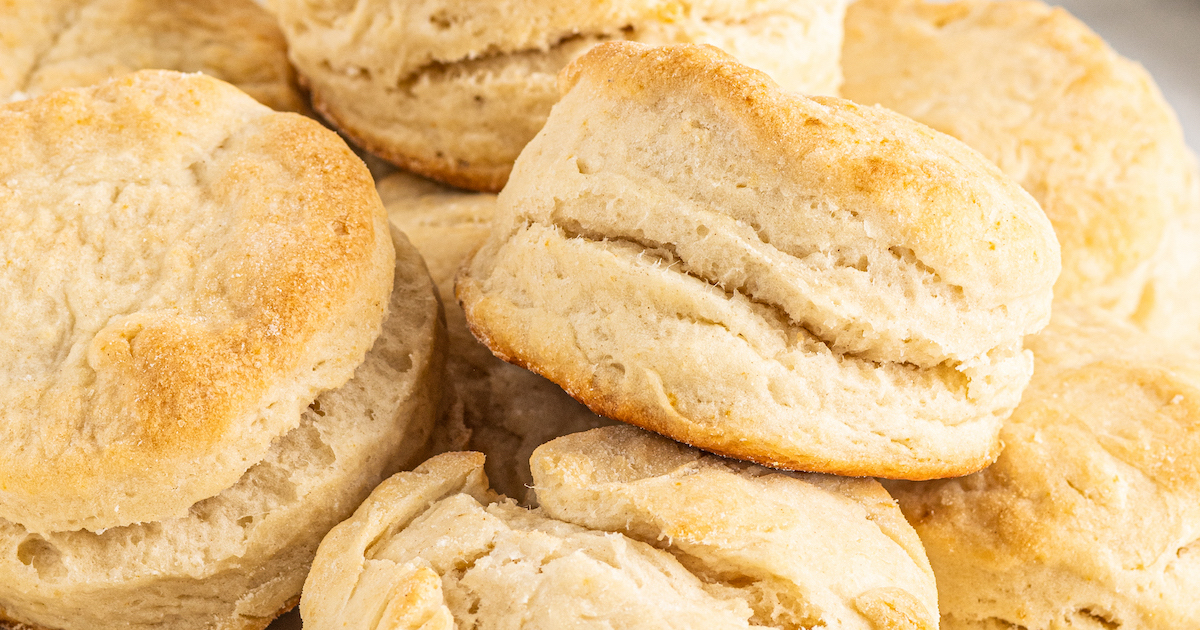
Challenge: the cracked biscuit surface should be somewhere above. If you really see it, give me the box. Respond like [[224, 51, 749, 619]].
[[842, 0, 1200, 337], [0, 0, 307, 112], [379, 171, 616, 504], [457, 42, 1060, 479], [271, 0, 848, 191], [0, 70, 394, 534], [0, 228, 445, 630], [300, 425, 939, 630], [885, 309, 1200, 629]]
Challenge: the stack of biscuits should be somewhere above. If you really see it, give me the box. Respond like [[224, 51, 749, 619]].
[[1, 0, 1197, 629]]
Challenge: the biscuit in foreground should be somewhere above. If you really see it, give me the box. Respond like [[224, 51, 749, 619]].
[[379, 171, 616, 504], [885, 309, 1200, 629], [0, 229, 445, 630], [457, 42, 1061, 479], [843, 0, 1200, 337], [0, 72, 445, 629], [272, 0, 849, 191], [300, 425, 939, 629], [0, 0, 307, 112]]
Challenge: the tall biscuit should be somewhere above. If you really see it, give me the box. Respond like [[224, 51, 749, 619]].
[[380, 172, 615, 504], [843, 0, 1200, 336], [457, 42, 1060, 479], [885, 309, 1200, 629], [300, 425, 939, 630], [0, 0, 307, 112], [272, 0, 849, 191]]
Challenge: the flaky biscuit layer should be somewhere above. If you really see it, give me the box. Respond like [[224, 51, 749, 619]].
[[459, 42, 1059, 478]]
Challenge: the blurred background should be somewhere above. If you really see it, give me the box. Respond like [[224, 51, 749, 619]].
[[1052, 0, 1200, 149]]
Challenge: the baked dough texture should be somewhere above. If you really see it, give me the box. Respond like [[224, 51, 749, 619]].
[[300, 425, 939, 630], [0, 70, 397, 534], [0, 0, 307, 113], [842, 0, 1200, 337], [886, 309, 1200, 629], [271, 0, 849, 191], [458, 42, 1061, 479], [0, 228, 445, 630], [379, 171, 616, 503]]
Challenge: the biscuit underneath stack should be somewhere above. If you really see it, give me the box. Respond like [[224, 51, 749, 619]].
[[271, 0, 851, 191], [378, 172, 617, 504], [0, 0, 307, 113]]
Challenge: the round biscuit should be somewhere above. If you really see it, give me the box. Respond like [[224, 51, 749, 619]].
[[0, 229, 445, 630], [0, 70, 393, 533]]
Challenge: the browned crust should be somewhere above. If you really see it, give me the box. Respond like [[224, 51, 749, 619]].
[[456, 276, 1000, 481], [299, 71, 511, 193]]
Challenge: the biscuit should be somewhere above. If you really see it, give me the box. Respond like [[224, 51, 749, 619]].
[[884, 308, 1200, 629], [0, 71, 445, 629], [0, 228, 445, 630], [842, 0, 1200, 337], [0, 0, 307, 112], [0, 70, 393, 534], [300, 425, 939, 630], [272, 0, 849, 191], [457, 42, 1060, 479], [380, 172, 616, 503]]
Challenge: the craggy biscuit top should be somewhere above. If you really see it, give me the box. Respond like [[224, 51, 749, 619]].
[[843, 0, 1200, 328], [0, 71, 394, 534], [887, 310, 1200, 629], [499, 42, 1059, 369], [301, 426, 938, 630], [0, 0, 307, 112]]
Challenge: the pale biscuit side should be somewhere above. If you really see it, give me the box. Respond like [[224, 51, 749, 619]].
[[273, 0, 848, 190], [379, 172, 615, 503], [301, 426, 938, 630]]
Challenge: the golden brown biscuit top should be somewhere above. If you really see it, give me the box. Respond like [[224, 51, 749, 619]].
[[0, 70, 393, 534]]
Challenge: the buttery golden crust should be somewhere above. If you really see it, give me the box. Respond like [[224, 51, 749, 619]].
[[458, 42, 1060, 479], [0, 230, 445, 630], [274, 0, 848, 191], [301, 426, 938, 629], [0, 70, 394, 533], [0, 0, 306, 112], [886, 309, 1200, 629], [842, 0, 1200, 336], [379, 171, 615, 503]]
